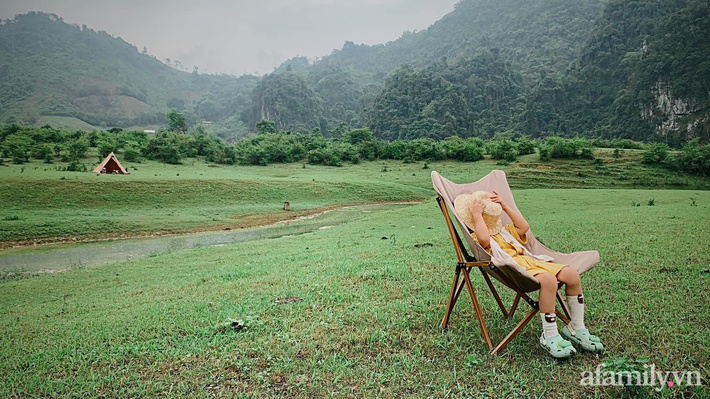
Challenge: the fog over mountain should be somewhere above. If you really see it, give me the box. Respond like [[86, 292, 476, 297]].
[[0, 0, 458, 75]]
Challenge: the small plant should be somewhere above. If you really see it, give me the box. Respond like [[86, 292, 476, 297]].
[[464, 353, 482, 367], [600, 356, 651, 388], [214, 316, 260, 335], [690, 197, 697, 206], [631, 201, 640, 207], [647, 198, 655, 206], [422, 161, 429, 169], [65, 161, 86, 172]]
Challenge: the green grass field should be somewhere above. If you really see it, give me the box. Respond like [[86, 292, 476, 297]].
[[1, 151, 709, 398], [1, 148, 708, 247]]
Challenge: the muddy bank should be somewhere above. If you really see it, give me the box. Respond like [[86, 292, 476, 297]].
[[0, 201, 422, 251], [0, 202, 420, 276]]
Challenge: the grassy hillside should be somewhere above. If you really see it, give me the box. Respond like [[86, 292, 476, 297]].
[[0, 187, 708, 397]]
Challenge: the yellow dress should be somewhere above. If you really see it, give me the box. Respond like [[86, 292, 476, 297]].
[[473, 224, 567, 276]]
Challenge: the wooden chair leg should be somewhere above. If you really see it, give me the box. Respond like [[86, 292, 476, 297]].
[[556, 291, 571, 321], [480, 269, 509, 317], [440, 267, 462, 330], [491, 308, 538, 355], [462, 268, 493, 350], [508, 294, 522, 318], [555, 292, 571, 325]]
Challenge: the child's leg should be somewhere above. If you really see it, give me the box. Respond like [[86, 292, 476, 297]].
[[535, 272, 576, 358], [556, 267, 604, 352], [535, 272, 559, 338], [556, 266, 582, 297], [535, 272, 558, 314], [556, 267, 585, 330]]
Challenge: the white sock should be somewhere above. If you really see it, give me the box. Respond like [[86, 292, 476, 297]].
[[541, 313, 559, 340], [566, 294, 586, 332]]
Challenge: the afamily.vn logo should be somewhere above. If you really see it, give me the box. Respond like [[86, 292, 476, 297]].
[[580, 364, 703, 392]]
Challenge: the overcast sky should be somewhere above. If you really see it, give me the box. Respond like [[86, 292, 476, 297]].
[[0, 0, 459, 76]]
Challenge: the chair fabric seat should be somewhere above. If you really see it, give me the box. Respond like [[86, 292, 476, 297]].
[[432, 170, 599, 292]]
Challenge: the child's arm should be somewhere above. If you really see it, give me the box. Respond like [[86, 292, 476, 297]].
[[491, 191, 530, 239], [468, 198, 491, 249]]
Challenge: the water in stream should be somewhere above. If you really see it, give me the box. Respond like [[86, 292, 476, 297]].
[[0, 203, 414, 274]]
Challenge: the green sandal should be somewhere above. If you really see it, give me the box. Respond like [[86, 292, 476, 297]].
[[561, 325, 604, 353], [539, 334, 577, 359]]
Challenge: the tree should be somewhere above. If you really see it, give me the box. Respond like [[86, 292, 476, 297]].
[[256, 119, 277, 134], [167, 110, 186, 133]]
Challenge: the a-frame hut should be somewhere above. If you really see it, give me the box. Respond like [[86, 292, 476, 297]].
[[93, 152, 128, 174]]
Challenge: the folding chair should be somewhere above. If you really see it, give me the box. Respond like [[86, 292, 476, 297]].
[[431, 170, 599, 355]]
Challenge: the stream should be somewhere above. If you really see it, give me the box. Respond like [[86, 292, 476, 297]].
[[0, 203, 415, 274]]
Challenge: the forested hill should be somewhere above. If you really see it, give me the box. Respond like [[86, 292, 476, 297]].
[[0, 12, 258, 139], [1, 1, 708, 145], [270, 0, 708, 144], [301, 0, 605, 86], [560, 0, 710, 144], [256, 0, 608, 137]]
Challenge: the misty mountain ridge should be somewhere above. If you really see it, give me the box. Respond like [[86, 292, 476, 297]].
[[0, 0, 707, 144]]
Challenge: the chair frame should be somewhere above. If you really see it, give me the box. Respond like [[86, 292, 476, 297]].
[[436, 195, 572, 355]]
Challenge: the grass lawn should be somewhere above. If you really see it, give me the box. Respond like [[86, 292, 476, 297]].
[[1, 148, 708, 247], [1, 151, 709, 397]]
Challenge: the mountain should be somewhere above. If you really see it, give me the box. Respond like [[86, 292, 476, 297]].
[[0, 12, 258, 140], [569, 0, 710, 144], [256, 0, 607, 136], [1, 1, 708, 145], [517, 0, 710, 145], [271, 0, 709, 144], [311, 0, 605, 86]]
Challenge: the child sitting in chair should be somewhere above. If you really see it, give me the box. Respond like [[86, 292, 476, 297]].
[[455, 190, 603, 359]]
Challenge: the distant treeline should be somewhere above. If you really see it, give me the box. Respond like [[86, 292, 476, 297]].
[[0, 122, 708, 176]]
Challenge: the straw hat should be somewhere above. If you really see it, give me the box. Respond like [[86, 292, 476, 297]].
[[454, 191, 503, 236]]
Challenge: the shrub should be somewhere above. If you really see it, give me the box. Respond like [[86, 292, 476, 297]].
[[489, 139, 518, 162], [642, 143, 669, 165], [123, 143, 143, 163], [66, 139, 89, 160], [145, 132, 182, 164], [380, 140, 408, 160], [307, 148, 342, 167], [539, 137, 594, 161], [515, 137, 537, 156], [97, 138, 118, 158], [357, 140, 379, 161], [673, 140, 710, 175], [460, 141, 484, 162], [580, 147, 595, 159], [66, 161, 87, 172], [31, 144, 53, 161]]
